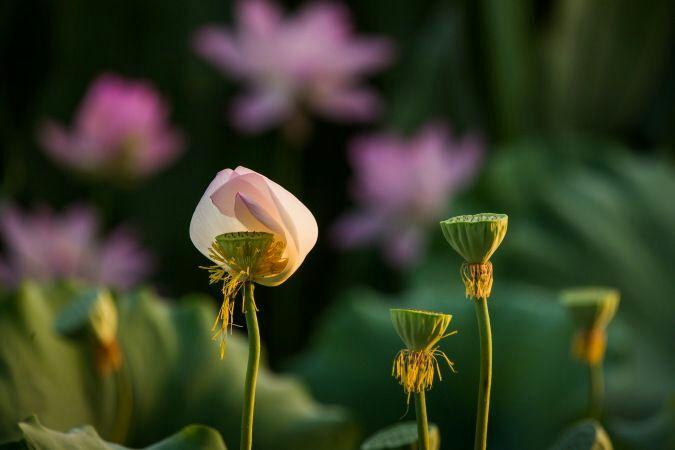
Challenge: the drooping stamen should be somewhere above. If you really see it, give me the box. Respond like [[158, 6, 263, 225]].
[[392, 347, 456, 402], [200, 231, 287, 358], [573, 328, 607, 365], [461, 262, 493, 300]]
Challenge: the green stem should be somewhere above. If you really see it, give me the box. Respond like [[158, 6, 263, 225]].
[[474, 298, 493, 450], [111, 355, 133, 443], [415, 391, 430, 450], [589, 361, 604, 420], [240, 283, 260, 450]]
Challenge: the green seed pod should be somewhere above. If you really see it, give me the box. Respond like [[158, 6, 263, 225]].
[[391, 309, 453, 352], [361, 421, 440, 450], [560, 287, 619, 364], [390, 309, 456, 396], [560, 287, 619, 331], [214, 231, 276, 271], [439, 213, 508, 264]]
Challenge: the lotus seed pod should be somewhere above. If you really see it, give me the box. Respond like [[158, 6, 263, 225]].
[[561, 288, 619, 364], [361, 421, 440, 450], [391, 309, 453, 352], [391, 309, 456, 396], [560, 287, 619, 331], [207, 231, 288, 358], [439, 213, 508, 264]]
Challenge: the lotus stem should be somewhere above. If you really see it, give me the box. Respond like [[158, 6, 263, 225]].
[[240, 282, 260, 450], [589, 361, 604, 420], [415, 390, 430, 450], [474, 297, 492, 450]]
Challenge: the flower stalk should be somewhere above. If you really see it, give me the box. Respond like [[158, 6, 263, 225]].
[[390, 308, 456, 450], [589, 361, 604, 420], [241, 282, 260, 450], [415, 391, 430, 450], [473, 297, 492, 450], [440, 213, 508, 450]]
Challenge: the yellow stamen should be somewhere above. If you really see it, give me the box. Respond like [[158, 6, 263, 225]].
[[392, 347, 456, 402], [95, 339, 122, 376], [572, 328, 607, 365], [461, 262, 493, 300], [200, 231, 287, 358]]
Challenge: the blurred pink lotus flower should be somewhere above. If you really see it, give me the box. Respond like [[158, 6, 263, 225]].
[[39, 74, 184, 181], [192, 0, 394, 133], [332, 123, 484, 268], [0, 204, 153, 290]]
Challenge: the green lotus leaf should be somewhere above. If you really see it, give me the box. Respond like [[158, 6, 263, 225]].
[[390, 309, 453, 352], [360, 421, 440, 450], [439, 213, 508, 263], [0, 281, 358, 450], [0, 415, 226, 450]]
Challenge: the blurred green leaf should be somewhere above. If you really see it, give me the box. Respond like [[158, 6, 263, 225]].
[[549, 419, 612, 450], [482, 138, 675, 361], [360, 421, 439, 450], [477, 0, 537, 139], [0, 415, 227, 450], [543, 0, 673, 132], [0, 282, 358, 450], [386, 2, 483, 132]]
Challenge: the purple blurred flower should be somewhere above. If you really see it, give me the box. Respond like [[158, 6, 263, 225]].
[[39, 74, 184, 181], [332, 123, 484, 268], [0, 204, 153, 290], [192, 0, 394, 133]]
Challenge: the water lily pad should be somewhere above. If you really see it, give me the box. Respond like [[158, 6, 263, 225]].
[[0, 415, 226, 450], [361, 421, 440, 450]]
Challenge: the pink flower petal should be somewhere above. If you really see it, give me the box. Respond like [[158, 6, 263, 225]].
[[192, 26, 247, 77], [233, 191, 285, 237], [311, 86, 381, 122], [237, 0, 282, 37], [230, 90, 291, 132], [330, 212, 384, 249]]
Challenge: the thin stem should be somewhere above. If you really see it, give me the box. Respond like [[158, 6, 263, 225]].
[[588, 361, 604, 420], [111, 357, 133, 443], [240, 282, 260, 450], [474, 298, 493, 450], [415, 390, 430, 450]]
